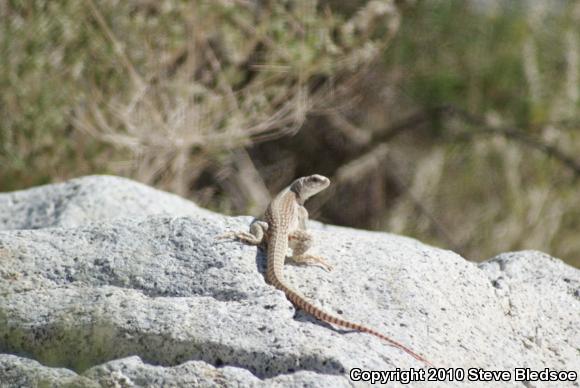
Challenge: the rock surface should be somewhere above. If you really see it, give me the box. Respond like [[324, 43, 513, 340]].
[[0, 175, 578, 387]]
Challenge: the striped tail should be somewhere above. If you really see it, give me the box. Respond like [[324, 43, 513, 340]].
[[270, 276, 434, 367]]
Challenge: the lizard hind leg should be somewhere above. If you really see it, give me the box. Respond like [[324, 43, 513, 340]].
[[288, 230, 333, 271], [216, 220, 269, 246]]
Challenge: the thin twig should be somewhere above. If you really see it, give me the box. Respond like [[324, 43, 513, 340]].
[[85, 0, 144, 87], [370, 104, 580, 179], [444, 105, 580, 179]]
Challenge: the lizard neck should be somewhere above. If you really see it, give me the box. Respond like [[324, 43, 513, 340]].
[[289, 187, 306, 205]]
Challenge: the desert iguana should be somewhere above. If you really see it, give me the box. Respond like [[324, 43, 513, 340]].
[[220, 174, 433, 366]]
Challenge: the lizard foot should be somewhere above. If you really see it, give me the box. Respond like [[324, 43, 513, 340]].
[[215, 231, 262, 246], [291, 254, 334, 272]]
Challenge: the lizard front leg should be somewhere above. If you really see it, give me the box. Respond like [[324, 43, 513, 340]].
[[217, 220, 269, 246], [288, 229, 333, 271]]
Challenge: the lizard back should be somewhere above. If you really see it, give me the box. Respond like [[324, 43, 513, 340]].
[[265, 188, 297, 285]]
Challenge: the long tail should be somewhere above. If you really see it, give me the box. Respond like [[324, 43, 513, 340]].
[[270, 276, 434, 367]]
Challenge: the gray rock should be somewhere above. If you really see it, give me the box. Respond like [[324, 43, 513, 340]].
[[0, 176, 578, 387], [82, 356, 350, 388], [0, 354, 97, 388], [479, 251, 579, 374], [0, 175, 216, 231]]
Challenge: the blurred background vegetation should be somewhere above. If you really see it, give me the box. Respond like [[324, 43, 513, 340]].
[[1, 0, 579, 267]]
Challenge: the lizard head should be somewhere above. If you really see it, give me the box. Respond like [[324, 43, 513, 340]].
[[290, 174, 330, 203]]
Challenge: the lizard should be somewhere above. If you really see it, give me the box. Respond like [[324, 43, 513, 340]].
[[219, 174, 433, 366]]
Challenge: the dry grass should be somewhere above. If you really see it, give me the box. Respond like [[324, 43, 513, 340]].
[[72, 0, 399, 205]]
